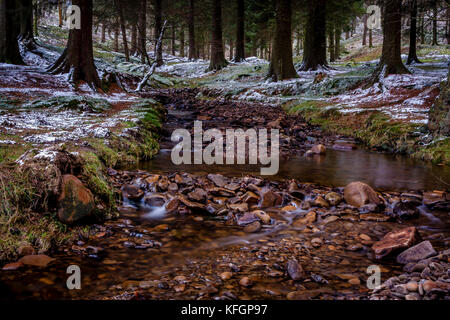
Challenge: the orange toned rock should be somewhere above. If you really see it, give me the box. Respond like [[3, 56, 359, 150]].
[[57, 175, 95, 224], [372, 227, 420, 260], [19, 255, 55, 268], [344, 182, 381, 208]]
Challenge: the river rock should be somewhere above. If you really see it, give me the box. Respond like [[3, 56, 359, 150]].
[[229, 203, 248, 213], [2, 262, 24, 270], [121, 184, 144, 200], [422, 192, 447, 207], [396, 241, 437, 265], [293, 211, 317, 227], [325, 192, 343, 206], [18, 255, 55, 268], [244, 221, 262, 233], [286, 260, 305, 281], [344, 182, 381, 208], [239, 277, 252, 287], [17, 244, 35, 257], [311, 144, 326, 155], [207, 174, 227, 187], [313, 196, 329, 208], [57, 175, 95, 224], [392, 200, 421, 219], [237, 212, 260, 226], [372, 227, 421, 260], [260, 189, 282, 208], [253, 210, 271, 224], [242, 191, 260, 204], [188, 188, 207, 202], [165, 198, 180, 213], [144, 194, 167, 207]]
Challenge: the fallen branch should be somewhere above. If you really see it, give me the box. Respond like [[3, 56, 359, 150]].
[[135, 20, 168, 92]]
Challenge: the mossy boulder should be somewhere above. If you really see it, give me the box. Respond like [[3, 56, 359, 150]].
[[57, 175, 95, 225], [428, 71, 449, 136]]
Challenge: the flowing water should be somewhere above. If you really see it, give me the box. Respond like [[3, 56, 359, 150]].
[[1, 104, 449, 300]]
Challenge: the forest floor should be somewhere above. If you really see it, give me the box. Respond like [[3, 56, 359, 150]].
[[0, 25, 449, 300]]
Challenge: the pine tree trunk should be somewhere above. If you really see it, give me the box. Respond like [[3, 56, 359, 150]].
[[58, 0, 62, 27], [407, 0, 421, 65], [101, 23, 106, 43], [229, 39, 233, 60], [334, 26, 340, 59], [33, 1, 38, 36], [171, 21, 176, 56], [329, 27, 335, 62], [363, 14, 368, 46], [432, 2, 438, 45], [0, 0, 24, 64], [208, 0, 228, 71], [372, 0, 409, 81], [154, 0, 163, 65], [130, 22, 137, 55], [179, 26, 185, 57], [18, 0, 35, 50], [138, 0, 149, 64], [188, 0, 196, 59], [47, 0, 101, 89], [116, 0, 129, 61], [267, 0, 297, 80], [234, 0, 245, 62], [114, 16, 119, 52], [299, 0, 327, 71]]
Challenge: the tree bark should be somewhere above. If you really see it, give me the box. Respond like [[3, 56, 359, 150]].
[[299, 0, 327, 71], [407, 0, 421, 65], [47, 0, 101, 89], [234, 0, 245, 62], [130, 22, 137, 55], [432, 1, 438, 45], [334, 26, 341, 59], [113, 16, 119, 52], [363, 14, 368, 46], [369, 28, 373, 48], [18, 0, 35, 50], [0, 0, 24, 64], [371, 0, 409, 81], [179, 26, 185, 57], [154, 0, 163, 65], [267, 0, 297, 80], [171, 21, 176, 56], [329, 26, 335, 62], [138, 0, 150, 64], [208, 0, 228, 71], [115, 0, 129, 61], [188, 0, 196, 59]]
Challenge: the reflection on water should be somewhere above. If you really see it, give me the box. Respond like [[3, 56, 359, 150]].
[[138, 149, 449, 192]]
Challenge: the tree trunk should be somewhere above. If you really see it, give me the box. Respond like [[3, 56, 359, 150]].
[[299, 0, 327, 71], [171, 21, 176, 56], [229, 39, 233, 60], [154, 0, 163, 65], [372, 0, 409, 81], [267, 0, 297, 80], [188, 0, 196, 59], [58, 0, 62, 27], [114, 16, 119, 52], [432, 2, 438, 45], [115, 0, 129, 61], [33, 1, 38, 36], [100, 24, 106, 43], [334, 26, 340, 59], [234, 0, 245, 62], [130, 22, 137, 55], [179, 26, 185, 57], [363, 14, 368, 46], [407, 0, 421, 65], [18, 0, 35, 50], [208, 0, 228, 71], [447, 6, 450, 45], [47, 0, 101, 89], [0, 0, 24, 64], [329, 27, 335, 62], [138, 0, 149, 64]]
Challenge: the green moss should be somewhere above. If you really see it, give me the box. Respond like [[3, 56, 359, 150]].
[[27, 96, 112, 113], [287, 100, 448, 164]]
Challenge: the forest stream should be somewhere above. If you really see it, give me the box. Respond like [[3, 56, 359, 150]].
[[1, 90, 448, 301]]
